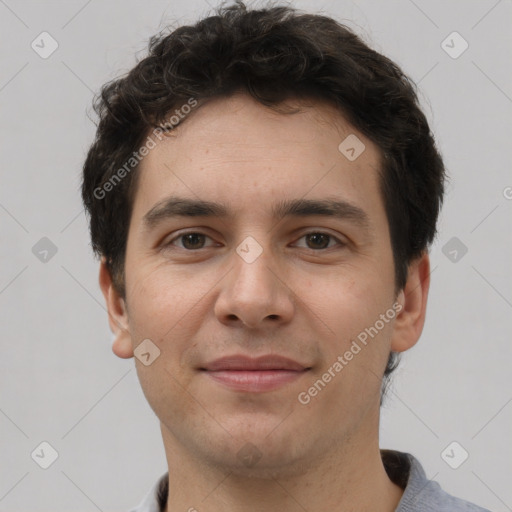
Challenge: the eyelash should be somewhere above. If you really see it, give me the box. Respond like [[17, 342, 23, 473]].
[[164, 230, 346, 251]]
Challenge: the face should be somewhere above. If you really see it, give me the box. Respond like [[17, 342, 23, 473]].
[[102, 92, 428, 476]]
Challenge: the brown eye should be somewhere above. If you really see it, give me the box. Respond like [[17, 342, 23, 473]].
[[165, 232, 212, 250], [180, 233, 206, 250], [305, 233, 331, 249], [292, 231, 347, 251]]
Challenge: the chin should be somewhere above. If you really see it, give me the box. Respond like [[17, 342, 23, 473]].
[[197, 421, 314, 478], [210, 444, 314, 480]]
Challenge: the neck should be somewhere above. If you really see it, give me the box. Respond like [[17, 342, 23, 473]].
[[160, 417, 403, 512]]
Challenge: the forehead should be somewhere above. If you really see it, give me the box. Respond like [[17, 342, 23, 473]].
[[131, 93, 384, 224]]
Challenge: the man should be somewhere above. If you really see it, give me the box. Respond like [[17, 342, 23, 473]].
[[81, 1, 491, 510]]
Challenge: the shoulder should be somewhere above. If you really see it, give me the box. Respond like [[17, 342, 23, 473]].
[[382, 450, 492, 512]]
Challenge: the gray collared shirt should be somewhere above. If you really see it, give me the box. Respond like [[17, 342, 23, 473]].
[[129, 450, 491, 511]]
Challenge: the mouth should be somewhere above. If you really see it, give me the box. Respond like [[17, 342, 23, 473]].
[[200, 355, 311, 393]]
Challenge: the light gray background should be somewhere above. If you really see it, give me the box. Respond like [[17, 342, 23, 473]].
[[1, 0, 511, 510]]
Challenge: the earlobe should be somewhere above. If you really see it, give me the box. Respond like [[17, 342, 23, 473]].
[[390, 252, 430, 353], [112, 331, 135, 359], [98, 257, 134, 359]]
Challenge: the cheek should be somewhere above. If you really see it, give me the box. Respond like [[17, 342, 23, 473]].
[[306, 268, 396, 382], [308, 270, 388, 335], [125, 262, 205, 346], [126, 266, 209, 416]]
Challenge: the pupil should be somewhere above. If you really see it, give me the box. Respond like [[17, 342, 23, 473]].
[[308, 233, 329, 249], [183, 233, 204, 249]]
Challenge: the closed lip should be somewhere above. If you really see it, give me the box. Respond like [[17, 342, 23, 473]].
[[200, 354, 311, 392], [200, 355, 310, 372]]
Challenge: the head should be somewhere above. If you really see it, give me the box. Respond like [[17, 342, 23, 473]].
[[82, 1, 444, 474]]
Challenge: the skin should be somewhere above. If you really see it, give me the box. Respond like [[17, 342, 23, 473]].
[[99, 92, 430, 512]]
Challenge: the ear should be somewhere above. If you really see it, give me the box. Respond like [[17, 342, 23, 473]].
[[98, 257, 134, 359], [390, 252, 430, 353]]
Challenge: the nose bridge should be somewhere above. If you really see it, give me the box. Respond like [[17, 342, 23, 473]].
[[214, 234, 294, 327], [231, 235, 279, 302], [235, 247, 275, 293]]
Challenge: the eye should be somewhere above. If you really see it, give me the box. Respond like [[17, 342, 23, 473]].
[[293, 232, 345, 250], [167, 232, 216, 250], [164, 230, 345, 251]]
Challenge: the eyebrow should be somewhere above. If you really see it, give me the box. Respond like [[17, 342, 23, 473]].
[[142, 196, 370, 231]]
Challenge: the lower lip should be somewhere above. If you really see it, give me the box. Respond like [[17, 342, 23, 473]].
[[204, 370, 308, 392]]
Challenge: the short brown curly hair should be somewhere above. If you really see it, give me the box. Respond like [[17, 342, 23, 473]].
[[82, 0, 446, 394]]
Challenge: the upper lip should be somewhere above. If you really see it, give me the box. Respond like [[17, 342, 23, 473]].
[[201, 355, 309, 372]]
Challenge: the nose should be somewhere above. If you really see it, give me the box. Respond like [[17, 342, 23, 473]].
[[214, 245, 295, 329]]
